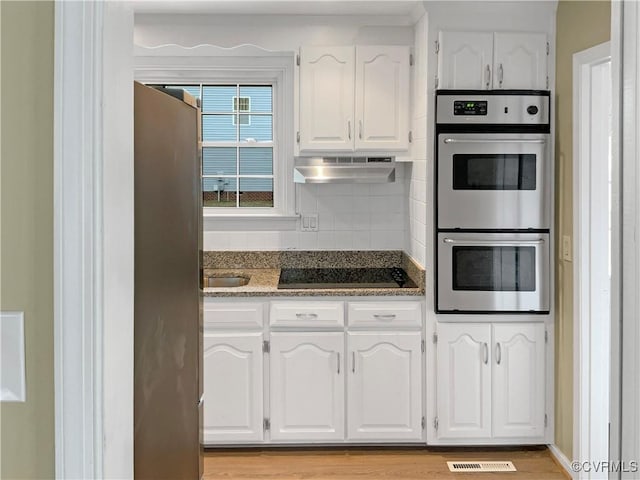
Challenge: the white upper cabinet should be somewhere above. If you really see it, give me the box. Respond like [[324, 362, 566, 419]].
[[299, 45, 411, 153], [355, 46, 410, 151], [438, 31, 548, 90], [438, 32, 494, 90], [299, 46, 355, 151], [493, 33, 548, 90]]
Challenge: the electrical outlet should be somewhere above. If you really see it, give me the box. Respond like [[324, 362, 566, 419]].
[[562, 235, 572, 262], [300, 214, 319, 232]]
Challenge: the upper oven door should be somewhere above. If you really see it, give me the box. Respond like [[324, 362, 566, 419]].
[[437, 133, 550, 230], [437, 232, 550, 313]]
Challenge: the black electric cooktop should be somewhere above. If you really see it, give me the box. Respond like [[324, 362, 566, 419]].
[[277, 267, 417, 289]]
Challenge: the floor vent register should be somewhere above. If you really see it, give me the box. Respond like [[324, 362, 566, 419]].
[[447, 461, 517, 473]]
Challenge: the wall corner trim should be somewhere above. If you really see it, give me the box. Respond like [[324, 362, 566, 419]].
[[548, 444, 576, 480]]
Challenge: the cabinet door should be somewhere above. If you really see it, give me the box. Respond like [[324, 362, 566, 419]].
[[347, 332, 422, 440], [438, 32, 493, 90], [202, 332, 263, 443], [270, 332, 344, 441], [493, 33, 548, 89], [355, 46, 410, 151], [492, 323, 546, 439], [436, 323, 491, 440], [299, 46, 355, 152]]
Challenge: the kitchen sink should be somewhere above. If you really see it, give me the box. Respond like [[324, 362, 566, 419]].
[[206, 275, 250, 288]]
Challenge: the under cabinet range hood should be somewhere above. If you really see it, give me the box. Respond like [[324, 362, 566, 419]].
[[293, 156, 396, 184]]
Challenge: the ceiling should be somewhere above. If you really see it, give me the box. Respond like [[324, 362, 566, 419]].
[[132, 0, 423, 16]]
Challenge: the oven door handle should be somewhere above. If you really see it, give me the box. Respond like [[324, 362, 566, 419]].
[[443, 238, 545, 245], [442, 138, 546, 144]]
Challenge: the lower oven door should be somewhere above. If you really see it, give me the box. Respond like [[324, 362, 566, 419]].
[[437, 232, 550, 313]]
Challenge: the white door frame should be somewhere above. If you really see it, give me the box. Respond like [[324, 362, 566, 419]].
[[612, 1, 640, 477], [572, 41, 612, 480], [54, 2, 134, 478]]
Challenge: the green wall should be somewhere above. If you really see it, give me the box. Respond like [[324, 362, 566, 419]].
[[0, 1, 55, 478], [554, 0, 611, 460]]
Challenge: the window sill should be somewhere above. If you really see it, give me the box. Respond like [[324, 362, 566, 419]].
[[203, 213, 300, 231]]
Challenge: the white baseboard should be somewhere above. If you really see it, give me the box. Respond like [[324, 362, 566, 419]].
[[548, 444, 576, 479]]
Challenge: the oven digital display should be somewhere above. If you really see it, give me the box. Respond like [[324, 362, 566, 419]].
[[454, 100, 488, 116]]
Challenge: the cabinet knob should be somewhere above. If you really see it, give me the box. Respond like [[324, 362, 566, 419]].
[[485, 65, 491, 89], [495, 342, 502, 365], [498, 63, 504, 88]]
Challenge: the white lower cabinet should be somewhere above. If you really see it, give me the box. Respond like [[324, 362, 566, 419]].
[[436, 324, 492, 440], [436, 322, 546, 442], [347, 332, 423, 440], [203, 332, 264, 443], [269, 332, 345, 441], [492, 323, 546, 439], [203, 299, 425, 445]]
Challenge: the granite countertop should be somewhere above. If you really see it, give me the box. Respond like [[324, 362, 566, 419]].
[[202, 251, 425, 298]]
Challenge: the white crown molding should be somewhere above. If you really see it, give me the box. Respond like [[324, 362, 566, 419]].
[[134, 43, 294, 57]]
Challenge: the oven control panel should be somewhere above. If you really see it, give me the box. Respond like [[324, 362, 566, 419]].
[[454, 100, 488, 116], [437, 93, 550, 126]]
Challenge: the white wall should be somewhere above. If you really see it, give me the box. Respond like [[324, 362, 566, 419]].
[[134, 13, 414, 49], [204, 166, 408, 251], [406, 11, 429, 268], [135, 13, 416, 255]]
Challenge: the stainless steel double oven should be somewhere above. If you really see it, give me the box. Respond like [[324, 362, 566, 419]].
[[435, 91, 551, 313]]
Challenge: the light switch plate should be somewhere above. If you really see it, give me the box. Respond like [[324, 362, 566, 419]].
[[1, 311, 26, 402], [300, 213, 319, 232], [562, 235, 572, 262]]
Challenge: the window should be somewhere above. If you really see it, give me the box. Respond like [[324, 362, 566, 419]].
[[162, 84, 275, 208], [135, 47, 295, 224], [232, 96, 251, 125]]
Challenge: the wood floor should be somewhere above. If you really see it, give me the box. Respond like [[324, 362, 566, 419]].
[[203, 446, 569, 480]]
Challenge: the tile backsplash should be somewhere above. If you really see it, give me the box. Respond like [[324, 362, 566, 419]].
[[203, 164, 408, 251]]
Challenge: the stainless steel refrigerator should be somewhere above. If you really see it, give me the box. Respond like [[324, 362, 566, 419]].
[[133, 82, 203, 479]]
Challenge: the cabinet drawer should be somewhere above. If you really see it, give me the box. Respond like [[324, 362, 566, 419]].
[[270, 302, 344, 328], [347, 302, 422, 328], [203, 301, 264, 329]]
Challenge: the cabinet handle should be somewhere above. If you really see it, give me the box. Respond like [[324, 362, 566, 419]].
[[359, 120, 363, 140], [336, 352, 340, 374], [352, 352, 356, 373], [348, 120, 351, 140], [483, 343, 488, 364], [485, 64, 491, 88], [295, 312, 318, 320], [373, 314, 396, 321], [496, 342, 502, 365], [499, 63, 504, 88]]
